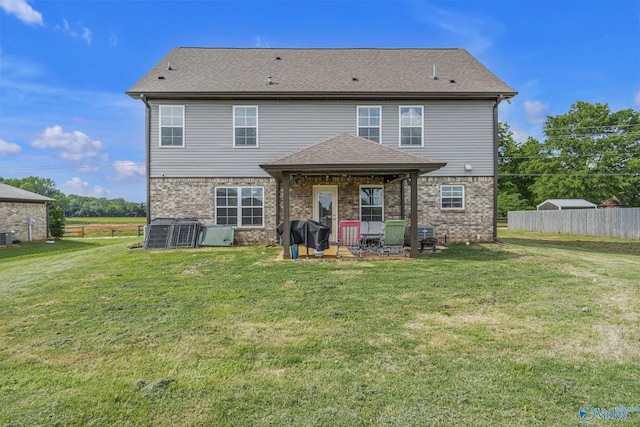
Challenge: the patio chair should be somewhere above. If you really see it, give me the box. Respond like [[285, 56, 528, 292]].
[[336, 220, 363, 258], [378, 220, 407, 256], [360, 220, 385, 253]]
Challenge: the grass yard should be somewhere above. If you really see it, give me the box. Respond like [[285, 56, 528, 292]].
[[65, 217, 147, 226], [0, 231, 639, 426]]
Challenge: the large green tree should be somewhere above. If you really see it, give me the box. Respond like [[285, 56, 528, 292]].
[[0, 176, 146, 217], [497, 122, 541, 215], [532, 101, 640, 206]]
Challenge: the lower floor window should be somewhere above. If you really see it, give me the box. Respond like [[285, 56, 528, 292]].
[[360, 186, 383, 221], [441, 185, 464, 209], [216, 186, 264, 226]]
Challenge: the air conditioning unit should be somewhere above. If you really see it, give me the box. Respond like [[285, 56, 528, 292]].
[[0, 231, 12, 246]]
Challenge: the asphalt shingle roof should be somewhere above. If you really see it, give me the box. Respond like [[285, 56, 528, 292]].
[[0, 182, 57, 203], [127, 48, 516, 98]]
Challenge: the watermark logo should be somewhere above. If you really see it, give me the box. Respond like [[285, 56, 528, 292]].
[[580, 405, 640, 422]]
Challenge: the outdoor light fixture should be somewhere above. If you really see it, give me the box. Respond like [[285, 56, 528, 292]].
[[465, 164, 473, 171]]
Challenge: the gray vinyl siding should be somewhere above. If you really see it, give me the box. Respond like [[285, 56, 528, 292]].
[[148, 99, 495, 178]]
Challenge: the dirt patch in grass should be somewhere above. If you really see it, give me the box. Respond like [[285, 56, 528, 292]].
[[405, 312, 545, 352], [549, 322, 640, 363]]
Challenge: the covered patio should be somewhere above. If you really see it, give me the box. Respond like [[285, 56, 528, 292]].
[[260, 133, 446, 259]]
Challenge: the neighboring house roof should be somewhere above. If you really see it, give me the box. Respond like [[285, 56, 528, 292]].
[[0, 182, 57, 203], [127, 48, 517, 99], [537, 199, 597, 210], [260, 132, 446, 180], [599, 196, 626, 208]]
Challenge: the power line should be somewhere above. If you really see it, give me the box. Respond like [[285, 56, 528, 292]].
[[540, 123, 640, 132], [0, 162, 145, 172]]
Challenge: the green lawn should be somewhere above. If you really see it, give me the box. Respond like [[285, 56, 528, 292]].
[[65, 217, 147, 226], [1, 231, 638, 426]]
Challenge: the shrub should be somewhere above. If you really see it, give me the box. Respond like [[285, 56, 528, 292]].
[[49, 206, 66, 239]]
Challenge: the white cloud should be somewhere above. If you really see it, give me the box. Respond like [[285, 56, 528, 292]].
[[0, 138, 22, 155], [412, 3, 500, 55], [524, 100, 550, 124], [254, 36, 272, 48], [78, 164, 100, 173], [30, 125, 105, 161], [113, 160, 145, 181], [82, 27, 92, 46], [55, 18, 92, 46], [109, 31, 118, 48], [0, 0, 43, 25], [635, 89, 640, 108], [63, 177, 109, 198], [511, 127, 530, 144]]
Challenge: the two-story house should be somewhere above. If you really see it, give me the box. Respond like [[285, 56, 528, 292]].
[[127, 48, 516, 258]]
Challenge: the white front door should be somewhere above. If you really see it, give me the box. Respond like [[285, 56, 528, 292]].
[[313, 185, 338, 241]]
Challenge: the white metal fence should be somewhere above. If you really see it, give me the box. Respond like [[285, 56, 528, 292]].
[[508, 208, 640, 240]]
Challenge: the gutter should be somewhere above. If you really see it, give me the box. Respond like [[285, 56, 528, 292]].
[[493, 94, 507, 242], [140, 94, 151, 225], [126, 91, 518, 102]]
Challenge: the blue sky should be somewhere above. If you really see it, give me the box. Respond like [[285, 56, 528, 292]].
[[1, 0, 638, 203]]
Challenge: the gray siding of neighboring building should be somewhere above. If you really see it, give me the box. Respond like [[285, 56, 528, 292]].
[[148, 99, 495, 178]]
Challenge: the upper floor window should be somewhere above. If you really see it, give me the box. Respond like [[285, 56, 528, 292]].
[[357, 106, 381, 143], [159, 105, 184, 147], [234, 106, 258, 147], [215, 186, 264, 227], [360, 186, 384, 221], [399, 106, 423, 147], [441, 185, 464, 209]]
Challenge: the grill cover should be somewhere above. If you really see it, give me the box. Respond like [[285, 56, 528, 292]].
[[276, 220, 330, 252]]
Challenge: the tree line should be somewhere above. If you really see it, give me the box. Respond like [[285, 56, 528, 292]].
[[0, 176, 145, 218], [498, 101, 640, 217]]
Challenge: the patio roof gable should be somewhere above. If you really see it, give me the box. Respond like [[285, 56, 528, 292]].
[[260, 133, 446, 180]]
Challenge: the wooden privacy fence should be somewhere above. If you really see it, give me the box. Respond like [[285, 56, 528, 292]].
[[508, 208, 640, 239], [64, 225, 145, 238]]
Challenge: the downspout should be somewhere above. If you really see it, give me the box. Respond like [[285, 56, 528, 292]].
[[493, 95, 504, 242], [400, 178, 405, 219], [275, 180, 281, 225], [140, 94, 151, 225], [46, 202, 51, 240]]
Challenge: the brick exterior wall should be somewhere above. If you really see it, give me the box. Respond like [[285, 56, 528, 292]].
[[0, 201, 50, 241], [150, 177, 277, 245], [413, 176, 495, 243], [150, 175, 494, 246]]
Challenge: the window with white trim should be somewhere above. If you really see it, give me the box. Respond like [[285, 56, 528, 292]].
[[441, 185, 464, 209], [357, 106, 381, 143], [360, 186, 384, 221], [399, 106, 423, 147], [216, 187, 264, 226], [159, 105, 184, 147], [234, 106, 258, 147]]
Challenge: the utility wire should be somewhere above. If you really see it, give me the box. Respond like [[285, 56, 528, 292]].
[[0, 162, 145, 171]]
